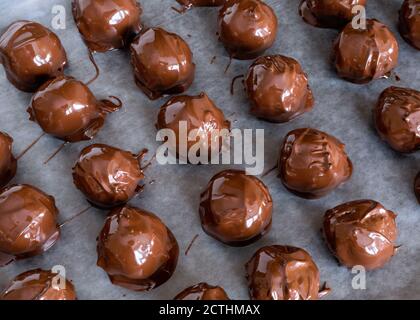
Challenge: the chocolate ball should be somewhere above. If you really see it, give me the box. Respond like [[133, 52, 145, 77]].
[[199, 170, 272, 246], [177, 0, 227, 8], [218, 0, 278, 60], [279, 128, 353, 199], [0, 269, 76, 300], [245, 55, 314, 123], [130, 27, 195, 100], [245, 245, 325, 300], [399, 0, 420, 50], [323, 200, 398, 270], [0, 132, 17, 188], [72, 0, 142, 52], [374, 87, 420, 153], [72, 144, 145, 208], [97, 206, 179, 291], [332, 19, 399, 84], [174, 283, 230, 300], [299, 0, 367, 29], [0, 20, 67, 92], [0, 185, 60, 266], [156, 93, 231, 162], [27, 76, 121, 142]]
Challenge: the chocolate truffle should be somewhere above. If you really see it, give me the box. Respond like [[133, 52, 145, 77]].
[[374, 87, 420, 153], [299, 0, 367, 29], [72, 144, 145, 208], [279, 128, 352, 199], [72, 0, 142, 52], [0, 269, 76, 300], [245, 55, 314, 123], [177, 0, 227, 9], [199, 170, 272, 246], [174, 283, 230, 300], [0, 132, 17, 188], [245, 245, 327, 300], [0, 185, 60, 266], [156, 93, 231, 162], [218, 0, 278, 60], [323, 200, 398, 270], [27, 76, 122, 142], [0, 20, 67, 92], [332, 19, 399, 84], [130, 27, 195, 100], [97, 206, 179, 291], [399, 0, 420, 50]]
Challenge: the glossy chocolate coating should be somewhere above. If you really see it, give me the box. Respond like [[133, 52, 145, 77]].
[[72, 144, 145, 208], [245, 55, 314, 123], [0, 20, 67, 92], [72, 0, 142, 52], [156, 93, 231, 161], [218, 0, 278, 60], [177, 0, 227, 8], [332, 19, 399, 84], [299, 0, 367, 29], [245, 245, 325, 300], [323, 200, 398, 270], [0, 185, 60, 266], [0, 269, 76, 300], [279, 128, 352, 199], [199, 170, 272, 246], [174, 283, 230, 300], [399, 0, 420, 50], [130, 27, 195, 100], [374, 87, 420, 153], [97, 206, 179, 291], [0, 132, 17, 188], [27, 76, 121, 142]]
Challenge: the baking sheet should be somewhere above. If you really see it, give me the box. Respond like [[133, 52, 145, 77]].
[[0, 0, 419, 300]]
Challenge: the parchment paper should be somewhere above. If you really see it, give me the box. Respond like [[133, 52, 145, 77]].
[[0, 0, 419, 300]]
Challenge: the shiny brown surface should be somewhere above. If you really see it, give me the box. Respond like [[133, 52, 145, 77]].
[[177, 0, 227, 8], [323, 200, 398, 270], [0, 269, 76, 300], [199, 170, 272, 246], [399, 0, 420, 50], [0, 185, 60, 266], [0, 20, 67, 92], [97, 206, 179, 291], [27, 76, 121, 142], [130, 27, 195, 100], [218, 0, 278, 60], [245, 55, 314, 123], [332, 19, 399, 84], [174, 282, 230, 300], [245, 245, 325, 300], [0, 132, 17, 188], [279, 128, 352, 199], [156, 93, 231, 162], [72, 144, 145, 208], [374, 86, 420, 153], [72, 0, 142, 52], [299, 0, 367, 29]]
